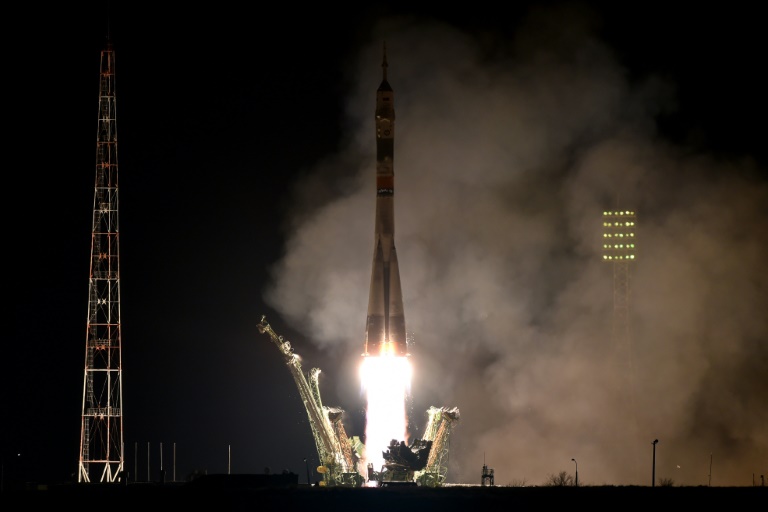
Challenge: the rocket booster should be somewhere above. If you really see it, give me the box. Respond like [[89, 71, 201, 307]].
[[363, 45, 408, 358]]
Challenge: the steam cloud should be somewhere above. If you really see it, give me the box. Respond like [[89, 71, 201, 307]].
[[265, 6, 767, 486]]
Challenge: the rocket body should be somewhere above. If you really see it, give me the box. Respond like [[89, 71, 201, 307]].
[[364, 49, 407, 358]]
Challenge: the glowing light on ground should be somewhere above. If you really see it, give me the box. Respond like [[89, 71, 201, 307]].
[[359, 353, 411, 478]]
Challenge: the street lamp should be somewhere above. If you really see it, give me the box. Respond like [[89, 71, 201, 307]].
[[571, 458, 578, 487], [652, 439, 659, 487], [303, 457, 311, 486]]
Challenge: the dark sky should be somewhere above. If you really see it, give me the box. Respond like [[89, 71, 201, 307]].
[[6, 2, 767, 487]]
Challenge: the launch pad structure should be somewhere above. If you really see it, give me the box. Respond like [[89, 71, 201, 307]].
[[257, 316, 362, 487], [257, 316, 460, 487]]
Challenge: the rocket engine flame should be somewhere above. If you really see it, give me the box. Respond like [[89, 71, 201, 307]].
[[359, 354, 412, 475]]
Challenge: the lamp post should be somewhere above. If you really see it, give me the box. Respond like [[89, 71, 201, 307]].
[[652, 439, 659, 487], [304, 458, 311, 486], [572, 458, 578, 487]]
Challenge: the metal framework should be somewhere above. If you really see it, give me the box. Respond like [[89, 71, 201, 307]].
[[481, 463, 495, 486], [257, 316, 362, 487], [601, 210, 636, 374], [602, 209, 641, 479], [414, 406, 460, 487], [78, 40, 125, 483], [257, 314, 461, 487]]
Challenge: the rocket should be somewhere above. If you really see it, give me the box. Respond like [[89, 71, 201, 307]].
[[363, 44, 408, 358]]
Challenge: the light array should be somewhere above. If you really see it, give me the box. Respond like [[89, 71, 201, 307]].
[[602, 210, 636, 261]]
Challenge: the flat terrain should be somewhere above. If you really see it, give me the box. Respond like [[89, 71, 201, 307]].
[[2, 476, 765, 511]]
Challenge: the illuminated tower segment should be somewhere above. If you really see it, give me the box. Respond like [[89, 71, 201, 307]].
[[602, 210, 637, 353], [364, 45, 408, 358], [602, 210, 640, 481], [78, 39, 125, 483]]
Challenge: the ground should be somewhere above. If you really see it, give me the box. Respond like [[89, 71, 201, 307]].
[[2, 475, 765, 511]]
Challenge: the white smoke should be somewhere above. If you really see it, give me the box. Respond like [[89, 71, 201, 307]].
[[264, 5, 768, 486]]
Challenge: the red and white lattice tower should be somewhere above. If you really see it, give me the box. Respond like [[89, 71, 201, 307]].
[[78, 38, 125, 483]]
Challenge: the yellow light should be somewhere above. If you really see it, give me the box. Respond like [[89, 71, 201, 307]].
[[360, 355, 412, 475]]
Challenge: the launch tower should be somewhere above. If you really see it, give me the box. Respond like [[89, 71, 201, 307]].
[[78, 39, 125, 483], [257, 316, 362, 487]]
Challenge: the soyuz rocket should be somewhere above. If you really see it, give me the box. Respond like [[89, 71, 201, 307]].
[[363, 45, 408, 358]]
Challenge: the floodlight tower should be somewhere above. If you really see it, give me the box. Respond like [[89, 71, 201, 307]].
[[78, 38, 125, 483], [602, 210, 639, 481], [601, 210, 637, 358]]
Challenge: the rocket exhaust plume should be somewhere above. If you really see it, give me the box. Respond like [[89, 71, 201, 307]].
[[360, 44, 412, 477]]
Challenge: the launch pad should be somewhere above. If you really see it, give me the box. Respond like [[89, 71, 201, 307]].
[[257, 316, 459, 487]]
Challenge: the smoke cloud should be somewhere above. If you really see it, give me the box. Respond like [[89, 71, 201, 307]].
[[264, 6, 768, 486]]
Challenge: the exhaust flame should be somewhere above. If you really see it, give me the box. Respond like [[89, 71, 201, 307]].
[[359, 353, 412, 477]]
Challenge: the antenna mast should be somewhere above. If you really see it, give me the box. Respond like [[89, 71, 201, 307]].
[[78, 38, 125, 483]]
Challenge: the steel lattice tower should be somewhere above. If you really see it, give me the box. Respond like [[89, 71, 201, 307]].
[[602, 209, 639, 480], [602, 210, 636, 359], [601, 211, 637, 386], [78, 39, 125, 483]]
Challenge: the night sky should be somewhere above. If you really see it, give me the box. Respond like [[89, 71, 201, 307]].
[[6, 2, 766, 487]]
